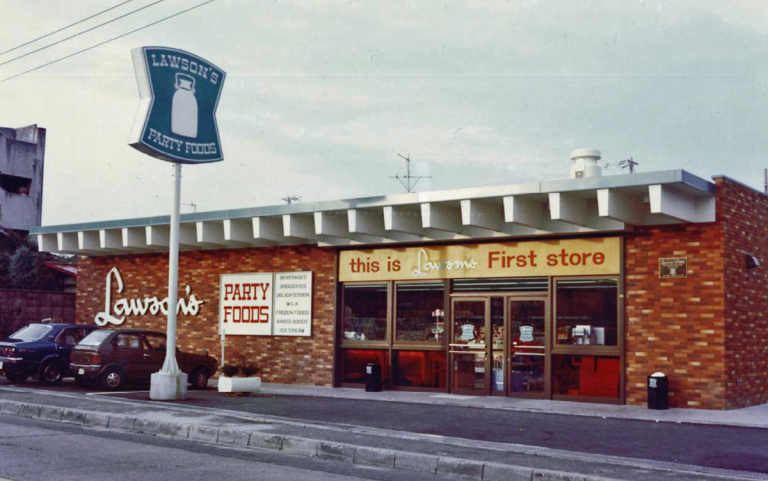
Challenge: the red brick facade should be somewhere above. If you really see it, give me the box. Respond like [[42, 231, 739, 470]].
[[625, 177, 768, 409], [718, 178, 768, 408], [73, 177, 768, 408], [76, 246, 336, 386]]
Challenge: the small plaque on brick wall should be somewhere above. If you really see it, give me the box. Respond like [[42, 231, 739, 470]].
[[659, 257, 687, 278]]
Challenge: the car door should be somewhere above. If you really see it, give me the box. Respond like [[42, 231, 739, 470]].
[[111, 333, 145, 381], [54, 327, 81, 369], [142, 333, 167, 376]]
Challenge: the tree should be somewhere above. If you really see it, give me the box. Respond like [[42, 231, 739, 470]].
[[7, 244, 56, 290]]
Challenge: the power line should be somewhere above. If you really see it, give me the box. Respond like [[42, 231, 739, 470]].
[[0, 0, 137, 57], [0, 0, 168, 69], [0, 0, 215, 85]]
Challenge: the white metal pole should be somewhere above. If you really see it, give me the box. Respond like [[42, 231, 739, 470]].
[[161, 162, 182, 374]]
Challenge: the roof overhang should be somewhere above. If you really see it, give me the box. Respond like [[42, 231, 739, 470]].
[[32, 169, 716, 256]]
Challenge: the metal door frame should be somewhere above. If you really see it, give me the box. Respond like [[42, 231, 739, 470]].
[[448, 297, 490, 396], [506, 295, 550, 399]]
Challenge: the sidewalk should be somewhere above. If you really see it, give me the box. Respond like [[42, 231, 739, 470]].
[[1, 384, 766, 481], [257, 382, 768, 429]]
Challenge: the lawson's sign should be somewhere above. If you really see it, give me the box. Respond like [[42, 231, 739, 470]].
[[129, 46, 226, 164]]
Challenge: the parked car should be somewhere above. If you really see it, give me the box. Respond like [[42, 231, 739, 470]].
[[0, 323, 99, 384], [70, 329, 217, 390]]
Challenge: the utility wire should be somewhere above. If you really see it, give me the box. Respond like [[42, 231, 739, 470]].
[[0, 0, 137, 57], [0, 0, 215, 85], [0, 0, 168, 68]]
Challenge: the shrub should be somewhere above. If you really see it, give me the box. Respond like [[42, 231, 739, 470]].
[[221, 364, 240, 377], [241, 364, 261, 377]]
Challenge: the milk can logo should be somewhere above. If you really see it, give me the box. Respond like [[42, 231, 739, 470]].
[[129, 47, 226, 164]]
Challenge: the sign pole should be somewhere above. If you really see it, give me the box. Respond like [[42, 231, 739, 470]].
[[150, 163, 186, 399], [130, 46, 226, 401], [162, 162, 182, 374]]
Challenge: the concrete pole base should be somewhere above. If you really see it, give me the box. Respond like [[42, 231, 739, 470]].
[[149, 372, 188, 401]]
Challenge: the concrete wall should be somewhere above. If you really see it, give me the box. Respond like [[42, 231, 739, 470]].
[[0, 124, 46, 232], [76, 245, 337, 386]]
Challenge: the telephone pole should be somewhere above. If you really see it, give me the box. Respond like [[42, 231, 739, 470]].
[[391, 153, 431, 193]]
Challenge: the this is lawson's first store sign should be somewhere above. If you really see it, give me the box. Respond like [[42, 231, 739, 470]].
[[129, 46, 226, 163]]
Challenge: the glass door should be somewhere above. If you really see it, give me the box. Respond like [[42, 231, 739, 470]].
[[508, 299, 548, 398], [450, 298, 488, 395]]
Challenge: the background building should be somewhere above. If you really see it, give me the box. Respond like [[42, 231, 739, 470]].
[[0, 124, 46, 233]]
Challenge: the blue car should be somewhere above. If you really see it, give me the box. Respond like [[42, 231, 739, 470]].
[[0, 323, 98, 384]]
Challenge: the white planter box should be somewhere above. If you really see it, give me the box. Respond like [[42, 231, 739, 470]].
[[218, 376, 262, 393]]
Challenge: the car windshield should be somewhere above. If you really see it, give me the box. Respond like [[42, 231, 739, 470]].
[[8, 324, 52, 341], [78, 330, 111, 347]]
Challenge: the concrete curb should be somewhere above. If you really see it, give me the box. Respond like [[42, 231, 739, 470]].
[[0, 399, 624, 481]]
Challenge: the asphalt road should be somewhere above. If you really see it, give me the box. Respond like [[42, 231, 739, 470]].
[[3, 379, 768, 475], [124, 390, 768, 474], [0, 414, 448, 481]]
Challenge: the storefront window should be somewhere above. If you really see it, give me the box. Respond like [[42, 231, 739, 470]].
[[553, 355, 620, 398], [555, 279, 618, 346], [395, 283, 445, 343], [340, 349, 389, 384], [392, 351, 446, 388], [342, 284, 387, 342]]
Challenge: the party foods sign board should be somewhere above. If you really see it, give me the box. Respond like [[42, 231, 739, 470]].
[[129, 47, 226, 164], [219, 272, 313, 336]]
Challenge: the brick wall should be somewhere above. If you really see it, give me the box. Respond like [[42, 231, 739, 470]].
[[625, 222, 726, 409], [717, 178, 768, 408], [626, 177, 768, 410], [76, 245, 336, 386]]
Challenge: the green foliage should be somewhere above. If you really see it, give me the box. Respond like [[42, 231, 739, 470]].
[[241, 364, 261, 377], [8, 245, 55, 290], [221, 364, 241, 377], [221, 364, 261, 377]]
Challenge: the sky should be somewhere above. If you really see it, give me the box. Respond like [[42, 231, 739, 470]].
[[0, 0, 766, 226]]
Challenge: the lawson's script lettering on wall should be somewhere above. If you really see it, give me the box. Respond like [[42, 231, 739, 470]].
[[94, 267, 205, 326]]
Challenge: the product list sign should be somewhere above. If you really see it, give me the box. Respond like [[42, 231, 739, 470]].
[[219, 272, 313, 336], [274, 272, 312, 337], [129, 46, 226, 164]]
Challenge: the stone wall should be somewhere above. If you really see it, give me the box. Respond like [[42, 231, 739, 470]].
[[76, 245, 336, 386]]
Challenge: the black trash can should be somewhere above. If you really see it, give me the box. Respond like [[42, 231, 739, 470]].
[[365, 363, 382, 392], [647, 373, 668, 410]]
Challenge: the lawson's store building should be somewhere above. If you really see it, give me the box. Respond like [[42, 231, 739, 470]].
[[33, 153, 768, 410]]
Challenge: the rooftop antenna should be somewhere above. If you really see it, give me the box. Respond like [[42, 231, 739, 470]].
[[391, 153, 431, 193], [282, 195, 301, 204], [618, 157, 638, 174], [180, 201, 197, 213], [764, 169, 767, 195]]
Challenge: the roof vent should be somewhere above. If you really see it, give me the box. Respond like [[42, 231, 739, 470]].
[[570, 149, 602, 179]]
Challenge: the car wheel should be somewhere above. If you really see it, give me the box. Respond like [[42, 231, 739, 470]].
[[39, 362, 64, 385], [5, 370, 29, 384], [189, 368, 209, 390], [100, 367, 125, 391]]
